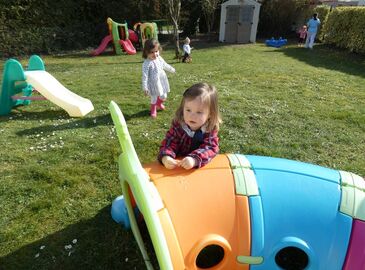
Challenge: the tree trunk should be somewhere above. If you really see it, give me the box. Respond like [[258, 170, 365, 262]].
[[173, 23, 180, 59], [167, 0, 181, 59]]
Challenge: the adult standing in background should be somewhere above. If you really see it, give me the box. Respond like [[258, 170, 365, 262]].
[[305, 13, 321, 49]]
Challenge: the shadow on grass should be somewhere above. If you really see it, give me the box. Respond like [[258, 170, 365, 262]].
[[55, 52, 144, 65], [123, 109, 150, 120], [14, 108, 151, 136], [0, 206, 147, 270], [12, 108, 69, 120], [50, 48, 120, 59], [15, 113, 113, 136], [0, 108, 69, 123], [268, 44, 365, 78]]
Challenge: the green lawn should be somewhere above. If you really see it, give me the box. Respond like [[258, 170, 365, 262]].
[[0, 40, 364, 269]]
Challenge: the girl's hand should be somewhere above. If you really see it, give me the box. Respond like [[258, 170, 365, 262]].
[[162, 156, 180, 169], [180, 157, 196, 170]]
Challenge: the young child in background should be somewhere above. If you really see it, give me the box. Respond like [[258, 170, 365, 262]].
[[142, 38, 176, 118], [182, 37, 192, 63], [298, 25, 307, 47], [158, 82, 221, 170]]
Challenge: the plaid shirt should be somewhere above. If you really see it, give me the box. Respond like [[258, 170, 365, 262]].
[[158, 121, 219, 168]]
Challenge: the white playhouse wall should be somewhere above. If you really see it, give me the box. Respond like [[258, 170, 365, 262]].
[[219, 0, 261, 43]]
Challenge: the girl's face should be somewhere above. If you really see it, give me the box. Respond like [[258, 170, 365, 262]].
[[183, 98, 210, 131], [148, 45, 159, 60]]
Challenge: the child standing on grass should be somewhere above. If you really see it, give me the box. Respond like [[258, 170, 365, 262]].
[[298, 25, 307, 47], [142, 38, 176, 118], [158, 82, 221, 170], [182, 37, 192, 63]]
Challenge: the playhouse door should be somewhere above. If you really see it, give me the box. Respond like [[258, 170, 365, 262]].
[[225, 6, 239, 43], [237, 5, 254, 43]]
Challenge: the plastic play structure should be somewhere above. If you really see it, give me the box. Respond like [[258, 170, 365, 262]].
[[133, 22, 158, 48], [109, 101, 365, 270], [265, 37, 288, 48], [0, 55, 94, 117], [91, 18, 136, 56]]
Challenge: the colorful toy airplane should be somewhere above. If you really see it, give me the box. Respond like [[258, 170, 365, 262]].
[[109, 101, 364, 270]]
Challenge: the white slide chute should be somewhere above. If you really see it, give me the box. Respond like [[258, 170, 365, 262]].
[[24, 70, 94, 117]]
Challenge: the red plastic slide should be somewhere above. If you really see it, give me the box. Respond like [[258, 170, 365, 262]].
[[91, 35, 112, 56], [119, 39, 136, 55]]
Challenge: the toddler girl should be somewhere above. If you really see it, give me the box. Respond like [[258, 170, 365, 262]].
[[142, 38, 176, 118], [298, 25, 307, 47], [182, 37, 192, 63], [158, 82, 221, 170]]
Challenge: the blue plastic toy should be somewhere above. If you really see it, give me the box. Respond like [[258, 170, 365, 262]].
[[111, 195, 131, 228], [265, 37, 287, 48], [111, 195, 143, 229]]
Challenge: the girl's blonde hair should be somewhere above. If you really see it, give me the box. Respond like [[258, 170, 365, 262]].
[[184, 37, 190, 44], [174, 83, 222, 132], [142, 38, 161, 59]]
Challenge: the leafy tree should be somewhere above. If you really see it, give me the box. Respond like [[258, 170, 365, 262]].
[[258, 0, 312, 37], [136, 0, 165, 20], [180, 0, 202, 36], [200, 0, 222, 33]]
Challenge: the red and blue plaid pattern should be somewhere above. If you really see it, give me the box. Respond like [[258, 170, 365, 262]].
[[158, 121, 219, 168]]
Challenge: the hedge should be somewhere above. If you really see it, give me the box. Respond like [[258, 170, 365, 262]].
[[0, 0, 161, 57], [322, 7, 365, 54]]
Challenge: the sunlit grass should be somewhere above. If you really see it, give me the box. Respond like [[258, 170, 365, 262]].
[[0, 40, 364, 269]]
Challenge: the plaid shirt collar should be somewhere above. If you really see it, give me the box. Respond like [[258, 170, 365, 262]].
[[181, 123, 207, 138]]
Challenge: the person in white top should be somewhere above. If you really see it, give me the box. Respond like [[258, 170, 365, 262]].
[[305, 13, 321, 49], [142, 39, 176, 118], [182, 37, 192, 63]]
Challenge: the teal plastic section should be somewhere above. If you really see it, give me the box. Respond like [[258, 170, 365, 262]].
[[0, 55, 46, 115], [27, 55, 45, 71], [0, 59, 26, 115], [14, 84, 33, 106], [109, 101, 173, 270]]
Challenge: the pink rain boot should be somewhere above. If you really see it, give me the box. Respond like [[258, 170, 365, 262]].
[[156, 97, 165, 111], [150, 104, 157, 118]]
